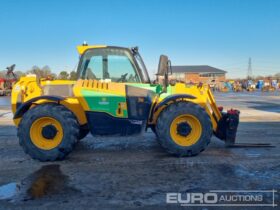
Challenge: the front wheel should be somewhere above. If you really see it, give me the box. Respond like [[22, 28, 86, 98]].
[[18, 104, 80, 161], [156, 102, 212, 156]]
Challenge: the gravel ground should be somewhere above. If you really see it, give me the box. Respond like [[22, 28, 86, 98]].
[[0, 93, 279, 210]]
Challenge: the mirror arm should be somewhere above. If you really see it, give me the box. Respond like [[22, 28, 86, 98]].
[[161, 60, 172, 93], [163, 72, 168, 93], [168, 60, 172, 75]]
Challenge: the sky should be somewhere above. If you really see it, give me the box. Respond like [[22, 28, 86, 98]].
[[0, 0, 280, 78]]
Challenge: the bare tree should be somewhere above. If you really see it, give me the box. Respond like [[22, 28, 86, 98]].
[[69, 71, 78, 80], [58, 71, 69, 80], [27, 65, 54, 79]]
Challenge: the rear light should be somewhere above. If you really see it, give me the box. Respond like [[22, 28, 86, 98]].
[[218, 106, 223, 112], [227, 109, 240, 115]]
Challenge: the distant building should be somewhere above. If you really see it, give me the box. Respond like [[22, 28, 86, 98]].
[[171, 65, 227, 84]]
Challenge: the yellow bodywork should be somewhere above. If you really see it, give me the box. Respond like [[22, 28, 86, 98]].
[[11, 75, 221, 133], [73, 79, 127, 112], [150, 83, 221, 131], [11, 75, 87, 127], [77, 45, 107, 55]]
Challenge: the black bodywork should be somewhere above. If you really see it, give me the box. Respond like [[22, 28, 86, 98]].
[[125, 85, 156, 120], [214, 110, 240, 145], [86, 112, 144, 136]]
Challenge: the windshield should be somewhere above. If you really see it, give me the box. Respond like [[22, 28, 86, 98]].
[[78, 48, 141, 83], [133, 52, 150, 83]]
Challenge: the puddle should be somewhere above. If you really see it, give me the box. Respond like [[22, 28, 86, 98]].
[[0, 96, 10, 107], [246, 153, 261, 158], [0, 164, 76, 202], [0, 112, 12, 118], [0, 183, 18, 199]]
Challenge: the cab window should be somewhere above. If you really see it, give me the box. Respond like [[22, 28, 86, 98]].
[[79, 48, 140, 83]]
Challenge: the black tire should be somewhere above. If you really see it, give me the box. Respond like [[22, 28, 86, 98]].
[[78, 125, 90, 140], [18, 104, 79, 161], [156, 102, 212, 157]]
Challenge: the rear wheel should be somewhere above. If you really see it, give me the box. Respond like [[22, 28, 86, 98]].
[[18, 104, 79, 161], [156, 102, 212, 156]]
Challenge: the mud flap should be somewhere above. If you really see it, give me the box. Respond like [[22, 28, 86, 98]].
[[214, 109, 240, 146]]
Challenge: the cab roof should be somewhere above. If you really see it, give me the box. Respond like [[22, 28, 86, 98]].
[[76, 45, 135, 55], [76, 45, 107, 55]]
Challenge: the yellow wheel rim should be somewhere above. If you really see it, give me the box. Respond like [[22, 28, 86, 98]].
[[30, 117, 63, 150], [170, 114, 202, 146]]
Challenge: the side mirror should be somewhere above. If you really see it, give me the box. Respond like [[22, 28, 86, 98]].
[[157, 55, 169, 76], [157, 55, 171, 93]]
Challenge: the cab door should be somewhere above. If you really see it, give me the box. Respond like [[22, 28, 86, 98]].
[[73, 47, 144, 135]]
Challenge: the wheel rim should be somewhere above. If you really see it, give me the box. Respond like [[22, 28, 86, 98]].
[[30, 117, 63, 150], [170, 114, 202, 146]]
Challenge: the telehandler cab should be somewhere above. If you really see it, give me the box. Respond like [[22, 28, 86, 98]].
[[11, 44, 239, 161]]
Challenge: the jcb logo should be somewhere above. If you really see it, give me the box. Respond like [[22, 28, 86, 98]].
[[166, 193, 218, 204]]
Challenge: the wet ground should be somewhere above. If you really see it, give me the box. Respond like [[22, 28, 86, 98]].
[[0, 92, 279, 209]]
